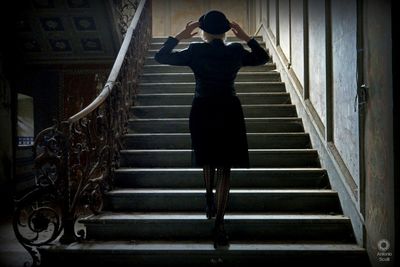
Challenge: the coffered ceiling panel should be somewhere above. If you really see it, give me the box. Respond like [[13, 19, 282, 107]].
[[14, 0, 123, 64]]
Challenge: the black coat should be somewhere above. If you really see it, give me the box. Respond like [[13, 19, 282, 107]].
[[154, 37, 269, 168], [155, 37, 270, 97]]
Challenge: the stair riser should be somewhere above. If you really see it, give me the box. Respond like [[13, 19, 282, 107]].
[[140, 73, 280, 83], [114, 170, 329, 189], [130, 106, 297, 119], [135, 94, 291, 105], [151, 37, 264, 43], [128, 120, 304, 133], [146, 57, 274, 66], [119, 150, 320, 168], [122, 134, 311, 149], [105, 192, 339, 213], [147, 50, 272, 58], [84, 220, 353, 242], [143, 64, 275, 73], [139, 82, 286, 93], [149, 42, 266, 50]]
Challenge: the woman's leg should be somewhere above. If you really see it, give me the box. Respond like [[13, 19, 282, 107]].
[[214, 166, 231, 248], [203, 165, 216, 219]]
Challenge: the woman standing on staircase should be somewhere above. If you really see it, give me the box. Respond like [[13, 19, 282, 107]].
[[155, 10, 269, 249]]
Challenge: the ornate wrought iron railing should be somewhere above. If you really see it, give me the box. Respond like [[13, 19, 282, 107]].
[[12, 0, 152, 265]]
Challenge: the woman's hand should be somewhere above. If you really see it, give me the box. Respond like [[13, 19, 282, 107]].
[[175, 21, 199, 41], [230, 22, 251, 42]]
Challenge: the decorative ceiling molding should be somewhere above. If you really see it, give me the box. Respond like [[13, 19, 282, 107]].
[[15, 0, 128, 64]]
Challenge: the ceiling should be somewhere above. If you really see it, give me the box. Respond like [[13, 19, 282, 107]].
[[13, 0, 124, 64]]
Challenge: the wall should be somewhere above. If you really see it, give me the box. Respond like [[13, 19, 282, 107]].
[[255, 0, 394, 266], [6, 63, 110, 196], [363, 0, 394, 265], [0, 60, 14, 214], [152, 0, 253, 37], [59, 64, 110, 119], [16, 70, 59, 136], [17, 94, 34, 143]]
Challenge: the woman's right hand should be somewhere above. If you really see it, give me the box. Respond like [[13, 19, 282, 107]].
[[230, 22, 251, 42], [175, 21, 199, 41]]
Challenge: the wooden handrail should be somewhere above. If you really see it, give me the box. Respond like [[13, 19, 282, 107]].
[[68, 0, 147, 123]]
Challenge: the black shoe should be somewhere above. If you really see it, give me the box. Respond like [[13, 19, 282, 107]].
[[213, 227, 229, 249]]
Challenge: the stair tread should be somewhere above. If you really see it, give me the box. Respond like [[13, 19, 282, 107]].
[[143, 64, 277, 73], [141, 72, 278, 75], [144, 63, 275, 67], [149, 41, 266, 45], [81, 212, 348, 222], [139, 81, 284, 85], [139, 72, 280, 82], [132, 104, 294, 107], [124, 132, 308, 136], [120, 148, 317, 152], [108, 189, 336, 194], [129, 117, 301, 121], [136, 92, 289, 96], [115, 167, 325, 171], [42, 240, 365, 251]]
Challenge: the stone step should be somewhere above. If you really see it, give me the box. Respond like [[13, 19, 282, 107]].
[[139, 72, 280, 83], [105, 189, 340, 213], [149, 41, 266, 50], [130, 104, 297, 119], [151, 36, 264, 43], [80, 213, 354, 242], [122, 133, 311, 149], [114, 168, 329, 189], [128, 118, 304, 133], [134, 92, 291, 105], [138, 81, 286, 93], [119, 149, 321, 168], [147, 47, 269, 57], [143, 64, 276, 73], [145, 57, 272, 66], [39, 241, 369, 267]]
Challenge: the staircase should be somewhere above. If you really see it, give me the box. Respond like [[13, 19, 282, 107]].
[[40, 37, 369, 266]]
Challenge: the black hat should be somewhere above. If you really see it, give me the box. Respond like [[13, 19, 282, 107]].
[[198, 10, 230, 34]]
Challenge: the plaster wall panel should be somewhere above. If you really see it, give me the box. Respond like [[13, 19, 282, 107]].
[[152, 0, 249, 37], [169, 0, 206, 36], [269, 0, 277, 38], [210, 0, 248, 35], [331, 0, 359, 185], [308, 0, 326, 126], [279, 0, 290, 60], [290, 0, 304, 87]]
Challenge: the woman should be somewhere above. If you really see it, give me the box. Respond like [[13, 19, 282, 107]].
[[155, 10, 269, 249]]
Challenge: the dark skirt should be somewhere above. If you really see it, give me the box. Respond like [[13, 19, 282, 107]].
[[189, 95, 250, 168]]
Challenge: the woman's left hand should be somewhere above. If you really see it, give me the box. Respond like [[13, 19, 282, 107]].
[[175, 21, 199, 41]]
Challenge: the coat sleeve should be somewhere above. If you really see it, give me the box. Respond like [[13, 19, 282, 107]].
[[154, 37, 191, 66], [241, 38, 270, 66]]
